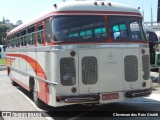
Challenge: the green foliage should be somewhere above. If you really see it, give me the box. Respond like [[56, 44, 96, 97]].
[[0, 59, 6, 65], [0, 22, 10, 45]]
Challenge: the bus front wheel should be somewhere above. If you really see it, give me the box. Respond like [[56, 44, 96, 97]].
[[7, 67, 10, 76], [11, 80, 17, 86]]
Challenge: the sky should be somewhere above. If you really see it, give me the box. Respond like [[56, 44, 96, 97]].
[[0, 0, 158, 24]]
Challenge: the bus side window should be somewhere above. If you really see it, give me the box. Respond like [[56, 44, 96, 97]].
[[94, 27, 107, 38], [46, 19, 51, 44], [37, 24, 44, 45], [27, 26, 35, 46], [15, 38, 18, 47], [15, 33, 20, 47], [11, 35, 15, 48], [20, 30, 27, 47], [28, 34, 32, 45], [7, 37, 11, 48], [20, 37, 24, 46]]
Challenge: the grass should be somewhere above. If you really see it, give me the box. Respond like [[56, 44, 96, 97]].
[[0, 59, 6, 65]]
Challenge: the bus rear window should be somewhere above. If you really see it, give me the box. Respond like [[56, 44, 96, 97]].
[[52, 16, 107, 42], [109, 16, 145, 41]]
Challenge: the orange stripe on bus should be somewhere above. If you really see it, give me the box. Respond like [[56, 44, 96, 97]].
[[7, 54, 49, 104]]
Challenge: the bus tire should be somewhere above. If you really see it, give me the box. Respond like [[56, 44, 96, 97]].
[[7, 67, 10, 76], [11, 80, 17, 86], [32, 82, 43, 108]]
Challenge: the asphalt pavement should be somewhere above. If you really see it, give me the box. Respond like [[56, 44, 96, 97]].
[[1, 70, 160, 120]]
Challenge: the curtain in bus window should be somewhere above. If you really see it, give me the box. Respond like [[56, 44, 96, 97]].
[[52, 16, 107, 42]]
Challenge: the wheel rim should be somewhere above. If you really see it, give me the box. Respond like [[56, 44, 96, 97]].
[[33, 84, 38, 102]]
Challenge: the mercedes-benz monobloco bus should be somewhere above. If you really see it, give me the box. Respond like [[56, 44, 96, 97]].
[[6, 1, 152, 108]]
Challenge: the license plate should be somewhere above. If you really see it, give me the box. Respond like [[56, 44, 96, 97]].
[[102, 93, 119, 100]]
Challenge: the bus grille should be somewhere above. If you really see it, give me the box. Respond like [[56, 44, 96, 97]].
[[142, 55, 150, 80], [82, 57, 98, 85], [60, 58, 76, 86], [124, 55, 138, 82]]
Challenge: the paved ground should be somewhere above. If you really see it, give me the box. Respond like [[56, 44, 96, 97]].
[[0, 70, 48, 120], [1, 70, 160, 120]]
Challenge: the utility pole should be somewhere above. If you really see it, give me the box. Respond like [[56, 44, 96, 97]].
[[158, 0, 160, 22], [142, 4, 144, 22], [151, 4, 153, 29]]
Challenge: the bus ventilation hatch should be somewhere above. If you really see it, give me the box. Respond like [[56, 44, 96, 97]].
[[124, 55, 138, 82], [142, 55, 150, 80], [60, 58, 76, 86], [82, 56, 98, 85]]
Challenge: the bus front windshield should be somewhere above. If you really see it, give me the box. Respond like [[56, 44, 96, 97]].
[[108, 16, 146, 41], [52, 16, 107, 42]]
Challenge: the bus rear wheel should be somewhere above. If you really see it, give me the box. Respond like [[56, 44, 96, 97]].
[[32, 82, 43, 108]]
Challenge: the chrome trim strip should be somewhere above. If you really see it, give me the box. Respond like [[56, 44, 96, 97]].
[[64, 97, 96, 102], [51, 43, 149, 51], [7, 46, 52, 52], [12, 68, 28, 77], [6, 43, 149, 52], [51, 45, 77, 51], [11, 67, 58, 85], [132, 91, 151, 96], [51, 13, 141, 17]]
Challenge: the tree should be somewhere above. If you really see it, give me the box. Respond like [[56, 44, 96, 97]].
[[0, 23, 10, 45], [16, 20, 23, 26]]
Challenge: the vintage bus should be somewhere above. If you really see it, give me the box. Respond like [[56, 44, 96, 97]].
[[145, 28, 159, 65], [6, 1, 152, 108]]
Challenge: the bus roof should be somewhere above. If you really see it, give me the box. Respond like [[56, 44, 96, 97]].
[[7, 1, 141, 36]]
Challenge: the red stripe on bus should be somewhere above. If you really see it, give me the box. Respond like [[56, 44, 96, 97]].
[[49, 11, 142, 16], [7, 54, 49, 104]]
